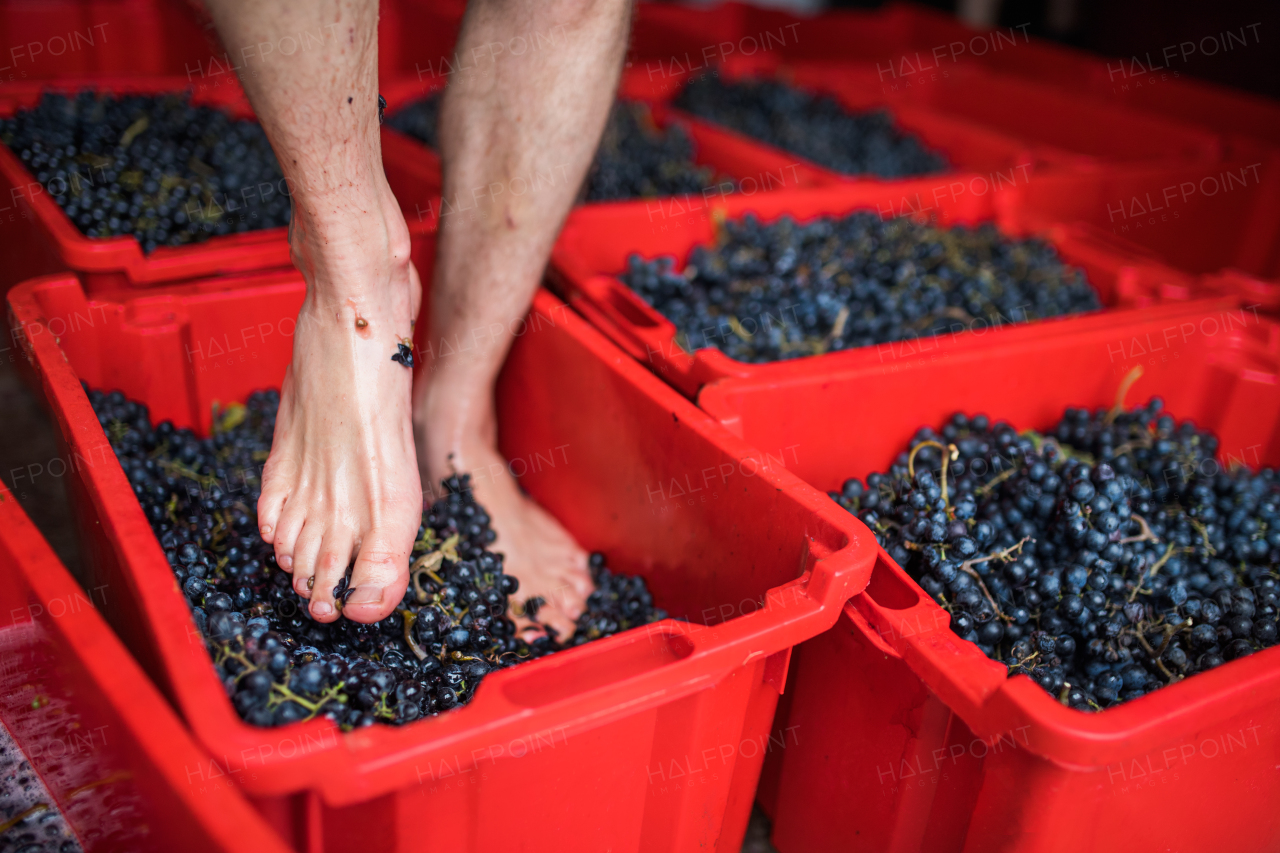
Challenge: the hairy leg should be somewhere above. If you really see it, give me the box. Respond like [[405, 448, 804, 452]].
[[205, 0, 423, 623], [415, 0, 633, 640]]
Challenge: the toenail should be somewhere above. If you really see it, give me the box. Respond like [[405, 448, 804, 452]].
[[260, 525, 272, 535], [312, 601, 333, 617], [348, 586, 383, 605], [278, 555, 292, 569], [306, 576, 315, 590]]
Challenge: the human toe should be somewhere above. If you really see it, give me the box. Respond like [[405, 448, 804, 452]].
[[272, 503, 306, 573], [256, 466, 291, 545], [310, 531, 355, 622], [343, 528, 411, 623], [290, 522, 324, 598]]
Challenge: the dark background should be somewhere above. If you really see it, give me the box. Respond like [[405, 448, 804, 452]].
[[827, 0, 1279, 100]]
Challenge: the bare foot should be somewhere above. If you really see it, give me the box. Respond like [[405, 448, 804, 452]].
[[453, 442, 592, 642], [257, 184, 424, 625], [415, 372, 592, 641]]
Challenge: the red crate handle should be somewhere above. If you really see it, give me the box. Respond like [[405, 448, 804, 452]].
[[843, 601, 904, 660], [577, 275, 664, 361]]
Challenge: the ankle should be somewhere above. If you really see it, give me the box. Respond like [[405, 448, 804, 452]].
[[290, 193, 413, 299], [416, 377, 498, 481]]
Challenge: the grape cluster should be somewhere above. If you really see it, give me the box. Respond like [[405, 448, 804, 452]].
[[388, 95, 727, 202], [0, 90, 289, 253], [832, 400, 1280, 711], [621, 212, 1100, 363], [674, 75, 947, 178], [90, 387, 667, 729], [584, 101, 724, 202]]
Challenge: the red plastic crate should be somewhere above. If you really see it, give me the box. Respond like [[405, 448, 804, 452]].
[[376, 0, 465, 83], [632, 1, 745, 52], [626, 2, 967, 77], [862, 3, 1110, 92], [549, 182, 1210, 399], [927, 10, 1280, 153], [695, 301, 1280, 853], [1202, 269, 1280, 317], [1013, 158, 1280, 311], [0, 0, 460, 90], [1081, 67, 1280, 156], [690, 1, 1056, 87], [0, 0, 215, 81], [1016, 158, 1280, 276], [6, 270, 874, 852], [787, 60, 1225, 170], [888, 5, 1280, 159], [0, 77, 441, 295], [740, 3, 925, 66], [776, 59, 1063, 174], [628, 1, 748, 77], [638, 1, 1280, 156], [619, 52, 1043, 184], [0, 480, 294, 852]]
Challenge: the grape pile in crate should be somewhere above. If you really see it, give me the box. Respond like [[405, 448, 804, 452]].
[[621, 212, 1099, 362], [90, 387, 666, 729], [832, 393, 1280, 711], [675, 75, 947, 178], [1, 91, 289, 252]]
